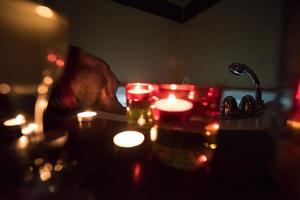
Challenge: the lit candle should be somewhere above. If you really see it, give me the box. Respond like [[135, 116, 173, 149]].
[[126, 83, 152, 102], [153, 94, 193, 123], [128, 84, 150, 95], [155, 94, 193, 112], [113, 131, 145, 148], [77, 111, 97, 122], [126, 83, 157, 126], [3, 114, 26, 126]]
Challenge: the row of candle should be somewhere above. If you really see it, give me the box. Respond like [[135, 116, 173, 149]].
[[126, 83, 221, 126]]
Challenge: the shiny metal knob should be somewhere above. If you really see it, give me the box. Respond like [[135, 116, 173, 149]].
[[220, 96, 238, 117], [239, 95, 256, 114]]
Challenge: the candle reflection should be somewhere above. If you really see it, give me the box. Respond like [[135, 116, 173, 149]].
[[16, 136, 29, 149], [150, 125, 158, 142], [133, 162, 142, 183]]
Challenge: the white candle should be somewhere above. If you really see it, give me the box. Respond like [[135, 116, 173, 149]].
[[3, 114, 26, 126], [154, 94, 193, 112], [113, 131, 144, 148], [77, 111, 97, 122]]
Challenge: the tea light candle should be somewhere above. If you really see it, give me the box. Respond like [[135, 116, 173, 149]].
[[153, 94, 193, 122], [128, 84, 150, 95], [126, 83, 157, 126], [4, 114, 26, 126], [155, 94, 193, 112], [126, 83, 152, 102], [113, 131, 144, 148], [77, 111, 97, 122]]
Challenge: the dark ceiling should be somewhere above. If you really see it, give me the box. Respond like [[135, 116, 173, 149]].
[[111, 0, 223, 23]]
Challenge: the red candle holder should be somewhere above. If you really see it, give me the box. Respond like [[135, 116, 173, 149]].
[[125, 83, 158, 126], [152, 84, 196, 123], [192, 86, 222, 118]]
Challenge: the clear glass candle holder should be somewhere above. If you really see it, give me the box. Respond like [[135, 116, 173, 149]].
[[125, 83, 158, 127]]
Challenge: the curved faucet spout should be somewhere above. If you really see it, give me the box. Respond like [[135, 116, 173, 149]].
[[228, 63, 263, 105]]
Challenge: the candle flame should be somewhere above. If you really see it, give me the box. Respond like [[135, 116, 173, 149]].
[[134, 84, 142, 91], [168, 94, 176, 104], [170, 84, 177, 90]]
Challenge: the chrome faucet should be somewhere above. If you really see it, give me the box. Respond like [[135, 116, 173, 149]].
[[228, 63, 263, 105]]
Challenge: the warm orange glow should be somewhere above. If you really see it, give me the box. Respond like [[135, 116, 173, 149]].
[[113, 131, 144, 148], [197, 155, 207, 164], [40, 171, 51, 181], [209, 144, 217, 150], [205, 123, 220, 132], [22, 123, 38, 135], [205, 131, 211, 136], [137, 115, 146, 126], [16, 136, 29, 149], [4, 114, 26, 126], [0, 83, 11, 94], [150, 125, 158, 142], [133, 163, 142, 182], [54, 164, 63, 172], [188, 91, 195, 100], [56, 59, 65, 67], [47, 54, 57, 62], [43, 76, 54, 85], [44, 163, 53, 172], [37, 85, 48, 94], [287, 119, 300, 130], [34, 158, 44, 166], [35, 6, 53, 18], [77, 111, 97, 122]]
